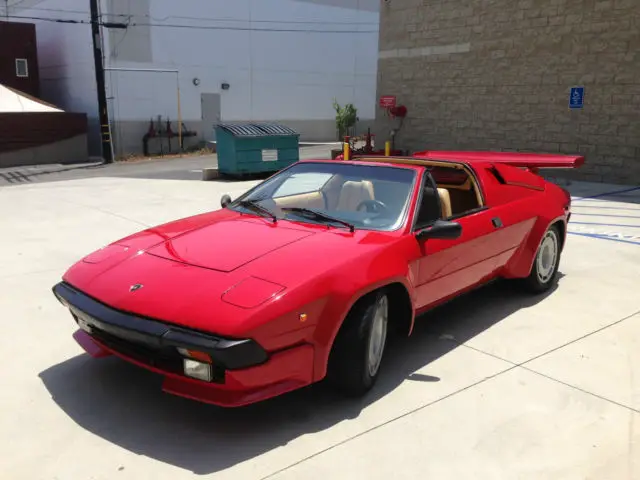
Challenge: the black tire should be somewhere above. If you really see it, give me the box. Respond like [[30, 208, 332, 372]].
[[327, 290, 389, 396], [523, 224, 562, 294]]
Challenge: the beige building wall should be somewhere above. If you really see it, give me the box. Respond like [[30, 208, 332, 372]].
[[375, 0, 640, 185]]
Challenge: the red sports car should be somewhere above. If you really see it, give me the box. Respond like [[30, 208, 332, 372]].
[[52, 151, 583, 407]]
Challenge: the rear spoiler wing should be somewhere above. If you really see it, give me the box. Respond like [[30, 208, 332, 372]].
[[413, 151, 585, 170]]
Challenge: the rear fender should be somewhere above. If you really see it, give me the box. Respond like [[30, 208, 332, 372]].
[[502, 215, 566, 279]]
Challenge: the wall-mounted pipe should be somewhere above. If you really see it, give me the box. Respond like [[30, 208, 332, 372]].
[[104, 67, 183, 155], [142, 118, 198, 157]]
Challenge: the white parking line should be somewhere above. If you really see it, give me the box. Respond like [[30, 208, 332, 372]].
[[569, 225, 640, 242]]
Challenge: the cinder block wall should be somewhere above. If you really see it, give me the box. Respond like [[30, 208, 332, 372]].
[[375, 0, 640, 184]]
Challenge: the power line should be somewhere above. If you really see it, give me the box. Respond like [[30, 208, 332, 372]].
[[3, 14, 89, 25], [127, 13, 379, 26], [2, 14, 100, 26], [3, 7, 379, 25], [5, 6, 90, 15], [132, 21, 377, 33], [2, 14, 377, 33]]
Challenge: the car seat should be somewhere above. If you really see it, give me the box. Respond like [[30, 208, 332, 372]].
[[336, 180, 375, 211]]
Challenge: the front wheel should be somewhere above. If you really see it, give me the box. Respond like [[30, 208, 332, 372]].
[[327, 291, 389, 396], [523, 224, 562, 293]]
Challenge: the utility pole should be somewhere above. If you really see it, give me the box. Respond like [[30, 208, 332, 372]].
[[89, 0, 113, 163]]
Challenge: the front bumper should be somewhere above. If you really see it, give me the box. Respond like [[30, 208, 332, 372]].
[[53, 282, 314, 407]]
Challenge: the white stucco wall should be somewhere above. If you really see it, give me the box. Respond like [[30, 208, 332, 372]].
[[2, 0, 380, 155], [104, 0, 380, 122]]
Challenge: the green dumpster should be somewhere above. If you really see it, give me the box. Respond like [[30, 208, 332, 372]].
[[215, 123, 300, 176]]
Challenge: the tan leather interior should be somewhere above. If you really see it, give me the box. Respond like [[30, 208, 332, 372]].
[[336, 180, 375, 211], [437, 188, 453, 219], [321, 174, 346, 210], [347, 156, 485, 208], [273, 191, 325, 210]]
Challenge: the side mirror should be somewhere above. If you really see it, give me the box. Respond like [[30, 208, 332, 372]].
[[416, 220, 462, 241], [220, 194, 232, 208]]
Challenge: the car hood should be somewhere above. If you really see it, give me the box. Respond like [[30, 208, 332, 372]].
[[62, 212, 401, 336], [146, 217, 316, 272]]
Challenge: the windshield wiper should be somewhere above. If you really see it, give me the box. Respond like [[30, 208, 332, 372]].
[[281, 207, 355, 232], [237, 200, 277, 222]]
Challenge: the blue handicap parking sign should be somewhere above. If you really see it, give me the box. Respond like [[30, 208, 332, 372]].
[[569, 86, 585, 109]]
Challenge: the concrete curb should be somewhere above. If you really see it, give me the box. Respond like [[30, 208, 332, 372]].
[[202, 168, 220, 181]]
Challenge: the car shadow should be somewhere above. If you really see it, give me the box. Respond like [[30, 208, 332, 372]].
[[39, 275, 564, 475]]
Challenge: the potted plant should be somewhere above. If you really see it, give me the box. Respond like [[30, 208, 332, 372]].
[[331, 100, 358, 159]]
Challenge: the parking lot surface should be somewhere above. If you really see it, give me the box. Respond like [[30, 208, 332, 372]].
[[0, 171, 638, 479]]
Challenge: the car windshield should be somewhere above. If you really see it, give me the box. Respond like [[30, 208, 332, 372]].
[[229, 162, 417, 231]]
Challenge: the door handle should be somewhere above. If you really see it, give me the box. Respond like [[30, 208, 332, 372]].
[[492, 217, 503, 228]]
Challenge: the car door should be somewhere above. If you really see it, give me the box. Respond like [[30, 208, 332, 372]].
[[411, 171, 503, 311], [473, 163, 546, 270]]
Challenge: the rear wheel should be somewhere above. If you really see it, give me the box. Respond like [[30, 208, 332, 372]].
[[327, 291, 389, 396], [523, 224, 562, 293]]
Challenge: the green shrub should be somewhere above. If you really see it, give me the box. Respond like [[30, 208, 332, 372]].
[[333, 99, 357, 141]]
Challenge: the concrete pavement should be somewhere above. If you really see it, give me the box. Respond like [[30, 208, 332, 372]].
[[0, 144, 338, 186], [0, 172, 639, 479]]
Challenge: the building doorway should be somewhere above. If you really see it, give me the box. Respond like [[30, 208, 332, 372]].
[[201, 93, 221, 142]]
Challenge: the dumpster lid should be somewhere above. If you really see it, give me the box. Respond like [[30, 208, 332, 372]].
[[216, 122, 299, 137], [254, 123, 299, 136]]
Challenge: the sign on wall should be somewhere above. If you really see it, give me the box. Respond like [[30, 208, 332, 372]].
[[262, 149, 278, 162], [379, 95, 397, 108], [569, 86, 585, 109]]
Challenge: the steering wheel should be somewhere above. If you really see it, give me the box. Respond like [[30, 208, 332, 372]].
[[357, 199, 389, 214]]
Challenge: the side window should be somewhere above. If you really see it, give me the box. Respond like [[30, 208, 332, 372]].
[[15, 59, 29, 78], [430, 166, 482, 218], [273, 172, 333, 198]]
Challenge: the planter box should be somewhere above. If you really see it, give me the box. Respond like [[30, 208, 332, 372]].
[[332, 149, 406, 161], [331, 148, 343, 159]]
